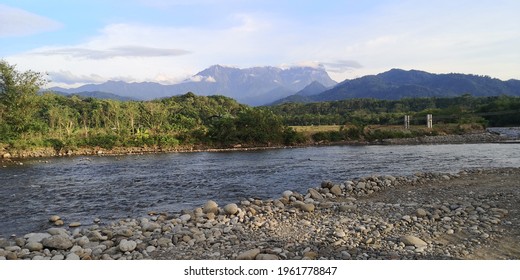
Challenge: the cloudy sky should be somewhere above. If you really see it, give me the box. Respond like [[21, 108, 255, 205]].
[[1, 0, 519, 88]]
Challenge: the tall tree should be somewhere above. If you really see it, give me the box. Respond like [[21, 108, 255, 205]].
[[0, 60, 46, 137]]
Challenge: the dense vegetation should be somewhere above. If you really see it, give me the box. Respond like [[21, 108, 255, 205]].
[[270, 95, 520, 127], [0, 61, 300, 154], [2, 60, 520, 155]]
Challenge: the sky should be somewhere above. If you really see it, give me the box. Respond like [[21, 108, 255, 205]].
[[0, 0, 519, 88]]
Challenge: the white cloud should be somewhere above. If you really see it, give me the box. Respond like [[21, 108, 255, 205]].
[[0, 4, 62, 37], [31, 45, 191, 60]]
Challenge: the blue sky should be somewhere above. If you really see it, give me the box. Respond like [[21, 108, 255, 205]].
[[1, 0, 519, 88]]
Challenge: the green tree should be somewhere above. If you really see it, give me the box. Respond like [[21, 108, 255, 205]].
[[0, 60, 46, 140]]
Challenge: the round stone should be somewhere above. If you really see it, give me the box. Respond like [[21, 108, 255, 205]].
[[203, 200, 219, 214], [223, 203, 239, 215], [119, 239, 137, 252], [69, 222, 81, 228], [25, 242, 44, 252]]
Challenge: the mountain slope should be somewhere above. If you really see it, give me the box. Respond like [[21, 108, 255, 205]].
[[273, 69, 520, 103], [49, 65, 337, 106]]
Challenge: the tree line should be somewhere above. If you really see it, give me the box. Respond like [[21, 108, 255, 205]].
[[269, 94, 520, 127]]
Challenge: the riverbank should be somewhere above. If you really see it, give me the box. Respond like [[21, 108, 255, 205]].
[[1, 129, 517, 162], [1, 167, 519, 260]]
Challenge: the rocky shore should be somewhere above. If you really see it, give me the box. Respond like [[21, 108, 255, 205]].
[[1, 167, 519, 260]]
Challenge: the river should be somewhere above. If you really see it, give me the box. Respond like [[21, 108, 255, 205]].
[[1, 143, 520, 237]]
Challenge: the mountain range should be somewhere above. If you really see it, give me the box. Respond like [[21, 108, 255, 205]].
[[272, 69, 520, 104], [49, 65, 337, 105], [49, 67, 520, 106]]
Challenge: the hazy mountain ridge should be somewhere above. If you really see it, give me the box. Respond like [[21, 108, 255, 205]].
[[49, 65, 337, 105]]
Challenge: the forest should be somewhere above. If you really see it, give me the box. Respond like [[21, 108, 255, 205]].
[[2, 60, 520, 155]]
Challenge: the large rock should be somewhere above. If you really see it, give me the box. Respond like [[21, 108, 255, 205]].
[[203, 200, 219, 214], [119, 239, 137, 252], [223, 203, 239, 215], [2, 153, 11, 159], [42, 235, 73, 250], [237, 248, 260, 260], [400, 235, 428, 248]]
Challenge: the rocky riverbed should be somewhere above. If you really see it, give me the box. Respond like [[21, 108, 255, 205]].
[[1, 167, 519, 260]]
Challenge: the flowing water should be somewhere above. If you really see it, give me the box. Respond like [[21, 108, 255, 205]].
[[1, 143, 520, 237]]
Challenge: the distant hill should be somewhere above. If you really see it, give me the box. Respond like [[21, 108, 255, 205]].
[[49, 65, 337, 106], [51, 90, 135, 101], [272, 69, 520, 103]]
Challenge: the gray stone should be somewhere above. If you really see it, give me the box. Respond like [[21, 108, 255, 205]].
[[24, 232, 51, 243], [400, 235, 428, 248], [299, 203, 315, 212], [49, 215, 61, 222], [223, 203, 239, 215], [119, 239, 137, 252], [25, 242, 43, 252], [179, 214, 191, 223], [87, 230, 106, 241], [142, 221, 161, 232], [203, 200, 219, 214], [66, 252, 80, 260], [69, 222, 81, 228], [330, 185, 342, 196], [416, 208, 428, 217], [334, 230, 346, 238], [237, 248, 260, 260], [282, 191, 293, 198], [51, 254, 65, 260], [114, 227, 133, 237], [42, 235, 73, 250], [47, 228, 69, 236], [308, 188, 324, 200], [256, 253, 279, 260], [356, 182, 366, 190]]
